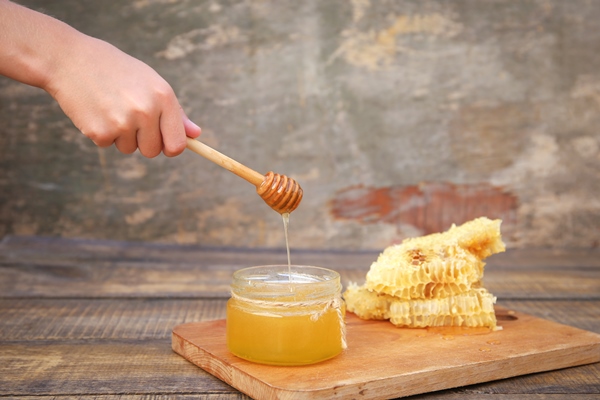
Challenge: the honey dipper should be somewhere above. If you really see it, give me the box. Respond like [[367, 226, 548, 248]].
[[186, 138, 303, 214]]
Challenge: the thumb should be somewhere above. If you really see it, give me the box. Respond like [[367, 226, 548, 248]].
[[182, 112, 201, 139]]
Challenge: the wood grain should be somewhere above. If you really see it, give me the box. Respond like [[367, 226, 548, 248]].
[[172, 311, 600, 399], [185, 138, 265, 187], [0, 298, 227, 340], [497, 300, 600, 333], [1, 236, 600, 400], [1, 264, 598, 299], [0, 397, 250, 400], [1, 339, 597, 398], [2, 237, 599, 299], [5, 396, 599, 400], [1, 299, 599, 341], [3, 236, 600, 268], [0, 340, 236, 396]]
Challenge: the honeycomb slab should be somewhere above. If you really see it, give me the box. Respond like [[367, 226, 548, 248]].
[[344, 217, 505, 329]]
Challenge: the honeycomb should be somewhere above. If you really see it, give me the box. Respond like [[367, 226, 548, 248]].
[[344, 284, 497, 328], [344, 217, 505, 329]]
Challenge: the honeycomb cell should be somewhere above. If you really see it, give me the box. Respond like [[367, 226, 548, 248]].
[[344, 217, 505, 329]]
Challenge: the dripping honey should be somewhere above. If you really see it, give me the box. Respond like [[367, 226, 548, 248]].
[[282, 212, 291, 281]]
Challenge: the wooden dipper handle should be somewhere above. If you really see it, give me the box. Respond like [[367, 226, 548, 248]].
[[185, 138, 303, 214], [186, 137, 264, 187]]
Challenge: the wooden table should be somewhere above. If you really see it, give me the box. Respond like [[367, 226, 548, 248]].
[[1, 235, 599, 399]]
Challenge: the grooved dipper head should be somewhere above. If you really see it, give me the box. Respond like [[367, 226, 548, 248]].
[[256, 171, 303, 214]]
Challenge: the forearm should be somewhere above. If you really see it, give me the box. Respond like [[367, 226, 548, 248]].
[[0, 0, 83, 90], [0, 0, 201, 157]]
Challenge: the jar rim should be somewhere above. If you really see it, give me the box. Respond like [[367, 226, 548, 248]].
[[233, 264, 339, 281], [231, 265, 341, 300]]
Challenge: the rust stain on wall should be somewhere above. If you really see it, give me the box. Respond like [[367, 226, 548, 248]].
[[330, 182, 518, 235]]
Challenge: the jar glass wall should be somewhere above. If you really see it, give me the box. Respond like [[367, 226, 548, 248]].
[[226, 265, 346, 366]]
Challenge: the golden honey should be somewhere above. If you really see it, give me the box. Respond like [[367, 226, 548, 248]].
[[226, 265, 346, 366]]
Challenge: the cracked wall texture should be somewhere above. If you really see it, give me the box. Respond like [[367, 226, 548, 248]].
[[1, 0, 599, 250]]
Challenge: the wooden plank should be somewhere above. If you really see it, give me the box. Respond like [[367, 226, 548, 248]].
[[1, 300, 599, 398], [483, 267, 600, 300], [498, 300, 600, 334], [2, 299, 599, 341], [6, 395, 600, 400], [487, 248, 600, 268], [1, 236, 599, 398], [0, 258, 237, 298], [10, 397, 251, 400], [3, 235, 600, 269], [410, 395, 600, 400], [0, 340, 236, 396], [0, 235, 380, 268], [0, 298, 227, 340], [0, 259, 368, 298], [172, 310, 600, 399], [460, 364, 600, 394], [2, 237, 600, 300], [1, 338, 597, 398], [2, 253, 600, 299]]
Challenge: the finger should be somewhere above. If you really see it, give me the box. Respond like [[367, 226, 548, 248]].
[[114, 131, 138, 154], [136, 117, 162, 158], [159, 99, 187, 157], [81, 126, 119, 148], [86, 133, 115, 148], [183, 114, 202, 139]]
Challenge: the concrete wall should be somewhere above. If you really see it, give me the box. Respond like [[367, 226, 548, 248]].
[[1, 0, 599, 250]]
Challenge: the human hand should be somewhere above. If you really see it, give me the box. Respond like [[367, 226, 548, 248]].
[[45, 35, 201, 157], [0, 0, 200, 157]]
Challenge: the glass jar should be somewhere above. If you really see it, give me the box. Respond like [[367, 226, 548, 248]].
[[226, 265, 346, 366]]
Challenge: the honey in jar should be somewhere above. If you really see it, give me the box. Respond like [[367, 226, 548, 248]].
[[226, 265, 346, 366]]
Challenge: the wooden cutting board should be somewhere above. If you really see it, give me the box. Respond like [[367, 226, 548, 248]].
[[172, 307, 600, 400]]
